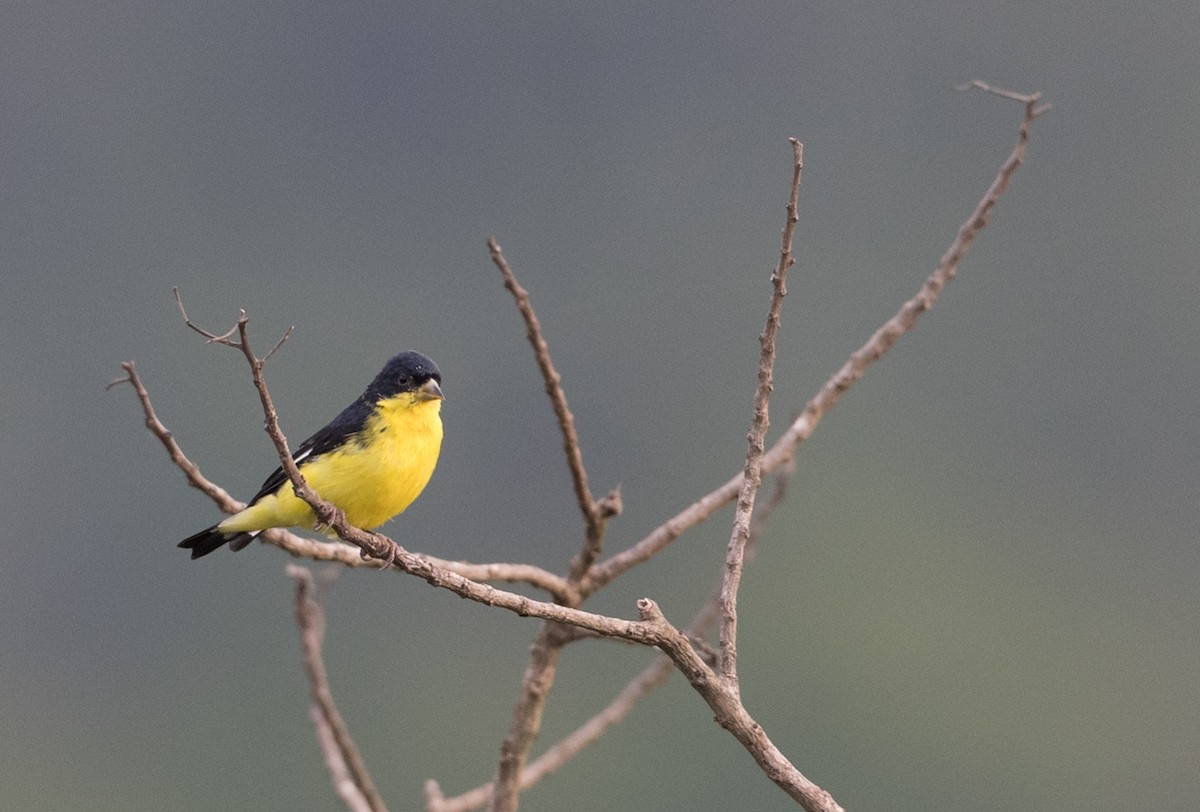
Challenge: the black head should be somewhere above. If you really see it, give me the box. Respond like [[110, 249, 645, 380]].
[[365, 351, 443, 402]]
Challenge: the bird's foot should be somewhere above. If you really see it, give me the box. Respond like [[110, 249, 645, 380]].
[[360, 539, 398, 570]]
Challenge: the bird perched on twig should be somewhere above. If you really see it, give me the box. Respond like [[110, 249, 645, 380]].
[[179, 351, 444, 559]]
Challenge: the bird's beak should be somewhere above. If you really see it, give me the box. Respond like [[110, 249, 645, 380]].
[[417, 378, 444, 401]]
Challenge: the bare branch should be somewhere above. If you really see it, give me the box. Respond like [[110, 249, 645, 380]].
[[233, 485, 826, 812], [108, 361, 242, 513], [485, 238, 593, 521], [269, 508, 672, 644], [955, 79, 1052, 116], [173, 287, 295, 356], [486, 238, 614, 581], [262, 324, 296, 362], [174, 287, 244, 347], [637, 599, 843, 812], [434, 462, 796, 812], [312, 706, 374, 812], [718, 138, 804, 685], [490, 623, 568, 812], [432, 655, 672, 812], [588, 87, 1048, 594], [290, 565, 387, 812], [485, 238, 618, 812], [418, 556, 575, 603], [423, 780, 449, 812], [253, 529, 573, 597]]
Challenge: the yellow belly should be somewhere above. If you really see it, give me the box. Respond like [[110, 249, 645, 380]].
[[220, 396, 442, 533]]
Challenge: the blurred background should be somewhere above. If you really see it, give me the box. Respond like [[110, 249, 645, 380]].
[[3, 2, 1198, 810]]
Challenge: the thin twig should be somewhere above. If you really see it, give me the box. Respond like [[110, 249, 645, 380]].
[[231, 317, 395, 563], [173, 287, 297, 354], [108, 362, 242, 512], [955, 79, 1052, 116], [174, 287, 244, 347], [718, 138, 803, 685], [486, 238, 614, 582], [588, 85, 1048, 594], [263, 324, 297, 362], [312, 706, 374, 812], [419, 557, 575, 603], [278, 531, 572, 597], [268, 530, 572, 596], [289, 565, 387, 812]]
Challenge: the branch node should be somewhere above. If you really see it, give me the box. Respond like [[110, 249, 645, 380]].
[[596, 486, 623, 519], [636, 598, 663, 623]]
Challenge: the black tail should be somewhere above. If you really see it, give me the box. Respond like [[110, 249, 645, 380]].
[[178, 525, 257, 559]]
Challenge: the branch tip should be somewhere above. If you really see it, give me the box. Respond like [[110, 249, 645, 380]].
[[636, 598, 661, 622], [596, 486, 623, 519], [718, 136, 805, 683], [954, 79, 1048, 110], [105, 362, 135, 391]]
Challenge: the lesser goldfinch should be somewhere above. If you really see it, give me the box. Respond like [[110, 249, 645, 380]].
[[179, 351, 444, 559]]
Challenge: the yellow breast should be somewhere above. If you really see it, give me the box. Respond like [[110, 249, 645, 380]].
[[221, 394, 443, 533]]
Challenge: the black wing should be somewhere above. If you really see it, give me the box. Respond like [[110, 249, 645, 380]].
[[245, 397, 373, 505]]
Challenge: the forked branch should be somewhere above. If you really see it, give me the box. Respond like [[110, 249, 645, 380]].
[[119, 81, 1046, 812]]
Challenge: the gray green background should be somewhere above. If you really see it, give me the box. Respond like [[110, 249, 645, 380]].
[[4, 2, 1198, 810]]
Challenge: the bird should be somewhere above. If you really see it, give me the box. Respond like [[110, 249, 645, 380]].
[[179, 351, 444, 559]]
